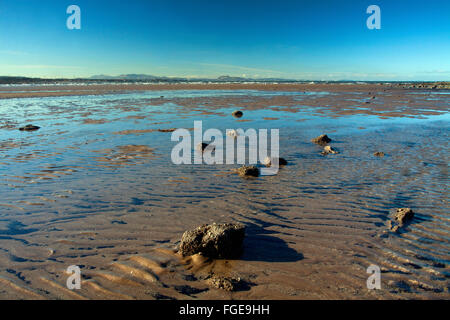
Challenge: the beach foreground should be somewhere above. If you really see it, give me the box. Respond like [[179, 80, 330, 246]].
[[0, 83, 448, 299]]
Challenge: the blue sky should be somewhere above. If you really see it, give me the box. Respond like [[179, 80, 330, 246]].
[[0, 0, 449, 80]]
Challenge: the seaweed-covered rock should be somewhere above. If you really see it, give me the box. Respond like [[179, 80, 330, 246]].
[[179, 223, 246, 259], [232, 110, 243, 118], [19, 124, 40, 131], [322, 145, 338, 155], [262, 156, 287, 167], [388, 208, 414, 232], [237, 165, 260, 177], [311, 134, 331, 145]]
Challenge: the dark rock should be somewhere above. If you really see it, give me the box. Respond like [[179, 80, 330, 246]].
[[158, 128, 176, 132], [388, 208, 414, 232], [19, 124, 40, 131], [232, 110, 243, 118], [196, 142, 215, 153], [237, 165, 259, 177], [179, 223, 246, 259], [374, 151, 385, 157], [311, 134, 331, 145], [262, 156, 287, 167]]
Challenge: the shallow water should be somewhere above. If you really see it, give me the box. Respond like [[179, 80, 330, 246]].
[[0, 89, 449, 299]]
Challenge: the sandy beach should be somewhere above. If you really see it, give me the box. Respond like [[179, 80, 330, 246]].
[[0, 83, 448, 300]]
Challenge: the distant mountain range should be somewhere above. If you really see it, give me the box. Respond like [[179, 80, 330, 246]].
[[89, 74, 172, 80], [88, 74, 294, 82], [0, 74, 299, 84]]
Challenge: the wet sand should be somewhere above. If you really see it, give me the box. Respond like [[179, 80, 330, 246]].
[[0, 84, 449, 299]]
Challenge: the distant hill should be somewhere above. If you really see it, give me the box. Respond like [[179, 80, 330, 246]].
[[90, 74, 165, 80]]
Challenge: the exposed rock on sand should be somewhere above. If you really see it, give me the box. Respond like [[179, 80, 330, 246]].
[[157, 128, 176, 132], [322, 145, 338, 155], [179, 223, 246, 259], [388, 208, 415, 232], [236, 165, 260, 177], [262, 156, 287, 167], [374, 151, 385, 157], [196, 142, 215, 153], [205, 274, 245, 291], [226, 129, 239, 138], [311, 134, 331, 145], [232, 110, 243, 118], [19, 124, 40, 131]]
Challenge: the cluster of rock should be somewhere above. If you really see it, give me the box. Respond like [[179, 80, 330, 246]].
[[397, 82, 450, 90], [311, 134, 339, 156]]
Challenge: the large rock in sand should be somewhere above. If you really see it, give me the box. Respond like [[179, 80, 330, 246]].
[[179, 223, 246, 259]]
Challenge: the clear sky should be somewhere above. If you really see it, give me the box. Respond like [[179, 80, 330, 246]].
[[0, 0, 449, 80]]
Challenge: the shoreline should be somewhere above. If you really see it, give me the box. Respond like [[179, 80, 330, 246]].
[[0, 82, 449, 100]]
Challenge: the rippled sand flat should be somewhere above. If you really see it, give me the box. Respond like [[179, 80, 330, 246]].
[[0, 84, 448, 299]]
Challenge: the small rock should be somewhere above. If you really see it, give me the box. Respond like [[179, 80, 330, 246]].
[[206, 275, 243, 291], [374, 152, 385, 157], [226, 129, 239, 138], [237, 165, 260, 177], [232, 110, 243, 118], [393, 208, 414, 225], [196, 142, 215, 153], [262, 156, 287, 167], [322, 145, 338, 155], [179, 223, 246, 259], [311, 134, 331, 145], [388, 208, 414, 232], [19, 124, 40, 131]]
